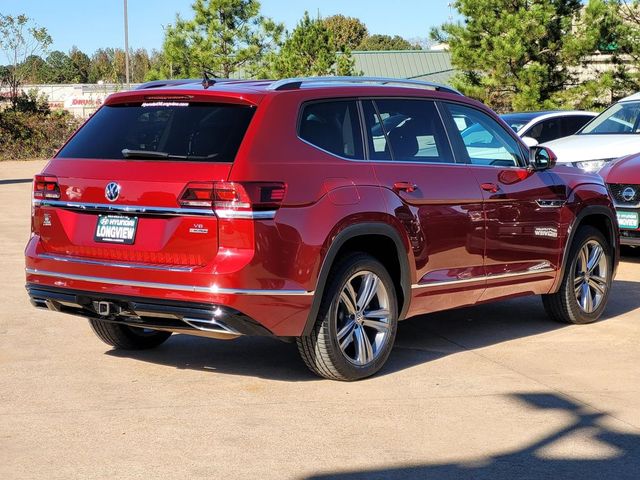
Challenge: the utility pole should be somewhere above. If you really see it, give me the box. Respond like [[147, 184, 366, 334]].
[[124, 0, 131, 88]]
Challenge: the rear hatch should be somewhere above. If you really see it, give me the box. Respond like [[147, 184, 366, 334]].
[[33, 96, 257, 268]]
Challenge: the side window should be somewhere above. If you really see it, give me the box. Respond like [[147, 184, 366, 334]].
[[561, 116, 593, 137], [361, 100, 392, 160], [363, 99, 454, 163], [444, 103, 523, 167], [299, 100, 363, 159], [525, 118, 562, 144]]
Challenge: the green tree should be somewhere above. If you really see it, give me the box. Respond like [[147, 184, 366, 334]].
[[44, 50, 78, 83], [21, 54, 48, 83], [161, 0, 283, 78], [69, 46, 91, 83], [356, 34, 419, 51], [267, 12, 356, 78], [0, 14, 51, 106], [323, 15, 368, 51], [89, 48, 113, 83], [432, 0, 589, 111], [130, 48, 151, 83]]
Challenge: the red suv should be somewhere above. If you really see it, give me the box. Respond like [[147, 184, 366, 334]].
[[26, 77, 619, 380]]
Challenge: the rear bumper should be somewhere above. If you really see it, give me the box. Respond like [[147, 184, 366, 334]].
[[27, 284, 275, 338], [25, 238, 315, 336]]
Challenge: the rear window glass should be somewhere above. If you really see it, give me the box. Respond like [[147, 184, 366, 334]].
[[299, 100, 363, 159], [57, 103, 255, 162]]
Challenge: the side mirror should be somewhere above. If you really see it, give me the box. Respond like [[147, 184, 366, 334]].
[[521, 136, 539, 148], [529, 146, 557, 171]]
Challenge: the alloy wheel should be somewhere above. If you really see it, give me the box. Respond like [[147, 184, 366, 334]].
[[335, 271, 392, 366], [574, 240, 608, 314]]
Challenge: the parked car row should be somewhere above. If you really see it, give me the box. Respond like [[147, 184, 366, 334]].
[[25, 75, 637, 380]]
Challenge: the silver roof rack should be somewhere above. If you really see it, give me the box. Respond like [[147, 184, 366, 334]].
[[267, 76, 462, 95]]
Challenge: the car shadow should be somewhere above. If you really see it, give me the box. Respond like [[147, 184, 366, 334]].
[[105, 279, 640, 381], [304, 392, 640, 480]]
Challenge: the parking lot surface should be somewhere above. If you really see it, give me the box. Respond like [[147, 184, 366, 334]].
[[1, 160, 639, 479]]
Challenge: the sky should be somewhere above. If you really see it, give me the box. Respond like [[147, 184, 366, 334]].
[[1, 0, 455, 54]]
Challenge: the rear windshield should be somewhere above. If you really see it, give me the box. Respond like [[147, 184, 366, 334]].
[[57, 102, 255, 162]]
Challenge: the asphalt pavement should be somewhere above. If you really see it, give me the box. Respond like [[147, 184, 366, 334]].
[[1, 160, 639, 480]]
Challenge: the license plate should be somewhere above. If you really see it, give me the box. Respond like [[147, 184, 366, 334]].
[[617, 210, 639, 230], [94, 215, 138, 244]]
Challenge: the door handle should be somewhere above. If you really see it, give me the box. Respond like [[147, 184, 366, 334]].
[[481, 182, 500, 193], [393, 181, 418, 193]]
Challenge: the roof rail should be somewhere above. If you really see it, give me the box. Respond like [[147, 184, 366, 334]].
[[135, 78, 237, 90], [267, 76, 462, 95], [135, 79, 201, 90]]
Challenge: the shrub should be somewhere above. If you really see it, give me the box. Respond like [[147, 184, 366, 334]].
[[0, 101, 81, 160]]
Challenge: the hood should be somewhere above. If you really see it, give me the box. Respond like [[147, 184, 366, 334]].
[[541, 134, 640, 163], [600, 153, 640, 183]]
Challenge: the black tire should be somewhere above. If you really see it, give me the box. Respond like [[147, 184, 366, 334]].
[[88, 319, 172, 349], [542, 226, 613, 324], [296, 253, 398, 381]]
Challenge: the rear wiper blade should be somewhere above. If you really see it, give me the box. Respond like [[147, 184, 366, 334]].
[[121, 149, 169, 159], [121, 149, 220, 161]]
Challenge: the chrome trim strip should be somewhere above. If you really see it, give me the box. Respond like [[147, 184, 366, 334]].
[[536, 200, 566, 208], [613, 201, 640, 210], [411, 267, 555, 289], [25, 268, 315, 296], [215, 209, 276, 219], [38, 253, 196, 272], [33, 199, 277, 219], [182, 317, 241, 335], [34, 199, 216, 217]]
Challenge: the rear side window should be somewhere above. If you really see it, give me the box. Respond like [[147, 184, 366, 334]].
[[363, 99, 454, 163], [525, 118, 562, 143], [57, 102, 255, 162], [299, 101, 363, 159]]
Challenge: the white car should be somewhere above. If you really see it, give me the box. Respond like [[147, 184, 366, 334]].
[[539, 93, 640, 172], [500, 110, 597, 146]]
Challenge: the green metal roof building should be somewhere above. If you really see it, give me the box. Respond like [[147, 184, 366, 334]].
[[350, 50, 455, 85]]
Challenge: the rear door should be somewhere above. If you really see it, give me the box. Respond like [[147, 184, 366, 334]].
[[439, 102, 566, 301], [35, 99, 255, 269], [362, 98, 486, 315]]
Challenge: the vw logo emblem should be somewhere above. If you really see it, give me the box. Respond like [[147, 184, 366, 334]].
[[105, 182, 121, 202], [622, 186, 637, 202]]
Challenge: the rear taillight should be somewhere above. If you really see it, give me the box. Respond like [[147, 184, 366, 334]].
[[179, 181, 286, 217], [33, 175, 60, 199]]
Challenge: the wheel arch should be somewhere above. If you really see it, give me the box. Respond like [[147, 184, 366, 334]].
[[551, 205, 619, 293], [302, 222, 412, 336]]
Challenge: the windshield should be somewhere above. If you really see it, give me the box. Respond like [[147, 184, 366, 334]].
[[579, 101, 640, 135], [57, 102, 255, 161]]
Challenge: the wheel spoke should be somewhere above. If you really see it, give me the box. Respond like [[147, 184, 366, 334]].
[[337, 320, 356, 350], [340, 291, 357, 315], [362, 317, 389, 333], [588, 278, 606, 296], [587, 245, 603, 274], [580, 282, 593, 313], [363, 308, 389, 319], [578, 246, 589, 273], [356, 273, 379, 312], [353, 325, 373, 365]]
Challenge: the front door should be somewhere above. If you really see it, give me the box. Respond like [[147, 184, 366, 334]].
[[439, 102, 566, 301], [361, 98, 486, 316]]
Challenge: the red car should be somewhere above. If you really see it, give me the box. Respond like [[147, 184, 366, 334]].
[[601, 156, 640, 247], [26, 77, 619, 380]]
